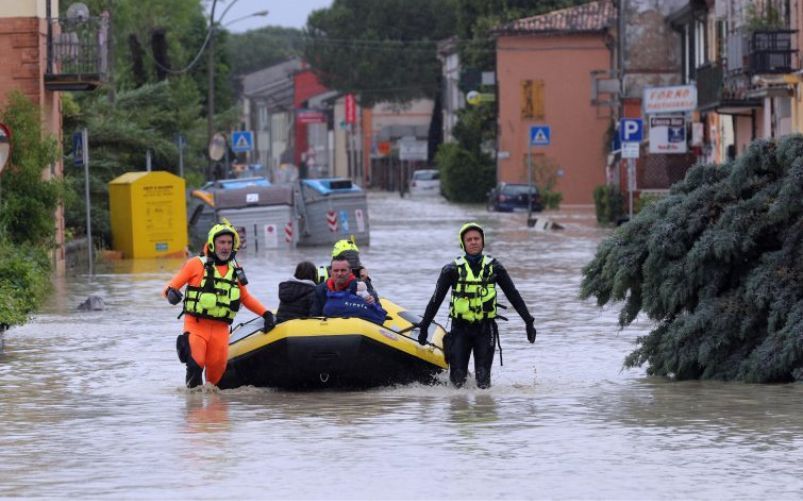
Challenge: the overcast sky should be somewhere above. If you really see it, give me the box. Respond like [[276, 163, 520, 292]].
[[211, 0, 333, 32]]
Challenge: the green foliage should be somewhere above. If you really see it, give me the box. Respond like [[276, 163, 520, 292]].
[[63, 80, 222, 245], [303, 0, 458, 106], [530, 155, 562, 209], [227, 26, 304, 77], [0, 92, 61, 246], [0, 244, 52, 329], [541, 190, 562, 210], [436, 142, 495, 203], [435, 103, 496, 202], [581, 136, 803, 382], [593, 184, 624, 224], [635, 191, 666, 213], [0, 93, 60, 328], [457, 0, 589, 69]]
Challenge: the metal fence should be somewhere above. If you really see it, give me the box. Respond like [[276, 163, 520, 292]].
[[46, 15, 109, 79]]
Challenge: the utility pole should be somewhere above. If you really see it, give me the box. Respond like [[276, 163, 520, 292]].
[[206, 0, 219, 181]]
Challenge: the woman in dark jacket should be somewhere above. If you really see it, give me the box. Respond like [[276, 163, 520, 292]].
[[276, 261, 318, 323]]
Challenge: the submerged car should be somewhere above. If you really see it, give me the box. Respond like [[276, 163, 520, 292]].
[[487, 182, 543, 212], [409, 169, 441, 196]]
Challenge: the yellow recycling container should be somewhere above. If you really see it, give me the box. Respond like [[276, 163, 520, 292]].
[[108, 171, 187, 258]]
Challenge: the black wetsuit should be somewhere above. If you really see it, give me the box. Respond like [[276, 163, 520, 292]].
[[419, 255, 534, 388]]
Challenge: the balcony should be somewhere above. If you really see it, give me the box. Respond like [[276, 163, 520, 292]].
[[695, 62, 761, 113], [748, 30, 797, 74], [727, 29, 798, 75], [44, 16, 109, 91]]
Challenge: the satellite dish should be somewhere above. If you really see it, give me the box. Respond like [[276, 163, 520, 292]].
[[66, 2, 90, 22]]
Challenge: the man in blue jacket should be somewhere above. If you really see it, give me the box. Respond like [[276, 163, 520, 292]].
[[309, 255, 382, 322]]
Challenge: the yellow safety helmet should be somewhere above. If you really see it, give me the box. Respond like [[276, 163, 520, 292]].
[[207, 219, 240, 254], [458, 222, 485, 251], [331, 235, 359, 257]]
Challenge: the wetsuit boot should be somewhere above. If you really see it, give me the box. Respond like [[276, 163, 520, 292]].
[[186, 356, 204, 388]]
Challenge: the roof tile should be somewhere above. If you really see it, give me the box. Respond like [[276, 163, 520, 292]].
[[497, 0, 615, 35]]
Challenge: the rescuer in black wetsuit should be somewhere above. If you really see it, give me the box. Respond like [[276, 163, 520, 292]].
[[416, 222, 537, 388]]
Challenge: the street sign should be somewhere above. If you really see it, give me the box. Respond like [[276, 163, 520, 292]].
[[529, 125, 550, 146], [622, 142, 640, 159], [345, 94, 356, 125], [399, 139, 428, 161], [72, 131, 84, 167], [619, 118, 643, 143], [466, 90, 496, 105], [231, 130, 254, 153], [0, 124, 10, 174], [208, 132, 226, 161], [643, 85, 697, 114], [649, 115, 687, 154]]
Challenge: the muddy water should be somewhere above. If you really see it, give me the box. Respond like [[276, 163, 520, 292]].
[[1, 192, 801, 499]]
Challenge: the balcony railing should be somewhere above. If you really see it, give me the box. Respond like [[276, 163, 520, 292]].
[[726, 29, 797, 75], [45, 15, 109, 91], [695, 62, 762, 112], [696, 63, 723, 110], [748, 30, 797, 73]]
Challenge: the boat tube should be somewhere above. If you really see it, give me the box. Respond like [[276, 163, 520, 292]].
[[217, 298, 447, 390]]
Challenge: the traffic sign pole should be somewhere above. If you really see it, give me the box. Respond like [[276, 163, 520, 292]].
[[628, 158, 635, 220], [527, 143, 534, 225]]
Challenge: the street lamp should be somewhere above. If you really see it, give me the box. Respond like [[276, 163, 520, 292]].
[[206, 5, 269, 178]]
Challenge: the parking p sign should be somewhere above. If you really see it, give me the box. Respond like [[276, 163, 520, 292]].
[[619, 118, 643, 143]]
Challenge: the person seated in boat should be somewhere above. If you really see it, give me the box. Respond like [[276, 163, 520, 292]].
[[316, 237, 373, 290], [309, 255, 385, 324], [275, 261, 318, 323]]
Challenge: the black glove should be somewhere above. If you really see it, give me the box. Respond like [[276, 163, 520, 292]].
[[262, 311, 276, 332], [417, 322, 430, 345], [526, 321, 537, 344], [166, 287, 183, 305]]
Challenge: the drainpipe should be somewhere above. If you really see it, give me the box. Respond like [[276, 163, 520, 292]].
[[46, 0, 52, 74]]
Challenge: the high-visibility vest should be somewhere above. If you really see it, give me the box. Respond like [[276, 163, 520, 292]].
[[183, 257, 241, 324], [449, 255, 497, 322], [317, 265, 329, 284]]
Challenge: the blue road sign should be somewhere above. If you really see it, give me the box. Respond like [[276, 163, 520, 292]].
[[619, 118, 644, 143], [529, 125, 551, 146], [72, 131, 83, 167], [231, 130, 254, 153]]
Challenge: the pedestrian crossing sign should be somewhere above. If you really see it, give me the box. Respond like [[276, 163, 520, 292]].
[[529, 125, 551, 146], [231, 130, 254, 153]]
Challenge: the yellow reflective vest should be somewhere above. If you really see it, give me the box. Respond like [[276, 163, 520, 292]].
[[449, 255, 497, 322], [183, 257, 241, 324]]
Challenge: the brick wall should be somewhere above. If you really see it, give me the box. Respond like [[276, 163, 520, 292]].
[[0, 16, 65, 272]]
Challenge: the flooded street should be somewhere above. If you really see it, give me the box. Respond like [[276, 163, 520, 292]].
[[2, 192, 802, 499]]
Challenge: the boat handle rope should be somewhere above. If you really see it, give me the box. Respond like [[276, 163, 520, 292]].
[[393, 325, 445, 353]]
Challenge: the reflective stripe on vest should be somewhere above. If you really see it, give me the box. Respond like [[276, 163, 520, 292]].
[[183, 256, 241, 324], [449, 255, 497, 322]]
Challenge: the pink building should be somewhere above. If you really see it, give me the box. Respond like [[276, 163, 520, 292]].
[[495, 1, 615, 205]]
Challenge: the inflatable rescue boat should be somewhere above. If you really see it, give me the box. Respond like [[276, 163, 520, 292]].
[[217, 298, 447, 390]]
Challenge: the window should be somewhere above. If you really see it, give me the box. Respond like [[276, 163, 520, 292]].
[[520, 79, 544, 119]]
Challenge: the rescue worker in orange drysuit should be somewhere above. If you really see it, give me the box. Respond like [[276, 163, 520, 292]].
[[164, 222, 274, 388]]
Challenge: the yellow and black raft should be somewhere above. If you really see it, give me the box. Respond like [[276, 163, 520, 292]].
[[217, 299, 448, 390]]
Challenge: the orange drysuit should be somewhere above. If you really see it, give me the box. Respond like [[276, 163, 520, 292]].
[[166, 257, 267, 385]]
